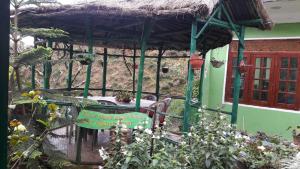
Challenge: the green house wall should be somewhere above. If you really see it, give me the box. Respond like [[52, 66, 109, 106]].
[[202, 23, 300, 140]]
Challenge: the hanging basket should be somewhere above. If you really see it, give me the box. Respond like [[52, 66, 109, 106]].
[[210, 58, 224, 68], [133, 64, 138, 69], [162, 67, 169, 73], [190, 54, 204, 70], [238, 60, 251, 73], [75, 53, 95, 65]]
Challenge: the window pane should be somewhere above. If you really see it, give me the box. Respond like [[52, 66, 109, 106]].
[[281, 58, 289, 68], [255, 69, 260, 79], [290, 70, 297, 80], [253, 90, 259, 100], [278, 93, 296, 104], [255, 58, 261, 68], [254, 80, 260, 90], [262, 80, 269, 90], [280, 69, 288, 80], [288, 82, 296, 92], [261, 92, 268, 101], [279, 82, 286, 92], [262, 58, 271, 68], [290, 58, 298, 68]]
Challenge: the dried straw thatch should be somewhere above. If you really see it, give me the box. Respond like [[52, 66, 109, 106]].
[[16, 0, 273, 50]]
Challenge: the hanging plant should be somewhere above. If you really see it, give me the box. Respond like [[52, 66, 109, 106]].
[[210, 57, 225, 68], [190, 53, 204, 70], [75, 53, 95, 65], [162, 67, 169, 73]]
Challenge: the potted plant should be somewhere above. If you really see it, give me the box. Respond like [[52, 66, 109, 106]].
[[115, 91, 133, 103], [162, 67, 169, 73], [210, 57, 225, 68], [190, 53, 204, 70], [75, 53, 95, 65]]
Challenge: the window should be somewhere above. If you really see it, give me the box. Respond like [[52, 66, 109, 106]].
[[225, 52, 300, 110]]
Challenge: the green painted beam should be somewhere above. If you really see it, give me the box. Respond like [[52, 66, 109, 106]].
[[183, 19, 197, 132], [198, 51, 207, 106], [0, 0, 9, 167], [43, 40, 53, 89], [231, 26, 245, 124], [31, 37, 38, 89], [237, 19, 263, 26], [102, 48, 108, 96], [67, 44, 73, 91], [155, 47, 163, 101], [195, 6, 221, 38], [135, 20, 153, 111]]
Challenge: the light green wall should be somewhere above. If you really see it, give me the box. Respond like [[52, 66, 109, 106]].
[[205, 23, 300, 140]]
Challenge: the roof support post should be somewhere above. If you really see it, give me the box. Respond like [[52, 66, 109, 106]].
[[132, 45, 136, 94], [102, 48, 108, 96], [77, 17, 94, 163], [183, 19, 197, 132], [67, 44, 73, 91], [0, 0, 9, 167], [43, 40, 53, 89], [231, 26, 245, 125], [31, 37, 37, 89], [155, 47, 163, 101], [198, 51, 207, 106], [135, 20, 153, 111]]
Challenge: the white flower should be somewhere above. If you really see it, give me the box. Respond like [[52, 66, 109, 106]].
[[144, 128, 152, 135], [135, 137, 143, 143], [29, 91, 35, 95], [187, 133, 192, 137], [144, 120, 149, 124], [22, 150, 30, 158], [121, 124, 127, 129], [116, 139, 120, 143], [137, 125, 143, 130], [14, 124, 27, 132], [98, 147, 109, 160], [163, 121, 166, 125], [181, 141, 186, 145], [122, 150, 128, 155], [152, 135, 160, 139], [257, 146, 266, 151]]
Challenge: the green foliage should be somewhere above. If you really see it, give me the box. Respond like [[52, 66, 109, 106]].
[[104, 110, 298, 169], [14, 46, 53, 66], [21, 28, 69, 40], [185, 79, 200, 98]]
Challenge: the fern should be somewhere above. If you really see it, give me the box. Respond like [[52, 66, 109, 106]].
[[14, 46, 53, 66], [21, 28, 69, 40]]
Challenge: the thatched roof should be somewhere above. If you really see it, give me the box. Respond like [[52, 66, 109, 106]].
[[16, 0, 273, 50]]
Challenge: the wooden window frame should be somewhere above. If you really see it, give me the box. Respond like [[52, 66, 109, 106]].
[[225, 51, 300, 110]]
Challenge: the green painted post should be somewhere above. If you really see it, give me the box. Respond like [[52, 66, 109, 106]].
[[76, 18, 94, 163], [43, 40, 52, 89], [31, 37, 37, 89], [102, 48, 108, 96], [67, 44, 73, 91], [133, 46, 136, 93], [155, 47, 163, 101], [198, 51, 207, 105], [183, 19, 197, 132], [231, 26, 245, 124], [135, 20, 153, 111], [0, 0, 9, 167]]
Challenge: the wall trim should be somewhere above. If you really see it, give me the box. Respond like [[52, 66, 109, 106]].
[[221, 36, 300, 114], [224, 102, 300, 114]]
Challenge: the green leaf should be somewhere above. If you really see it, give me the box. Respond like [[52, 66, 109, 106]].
[[36, 119, 50, 128], [29, 150, 42, 159]]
